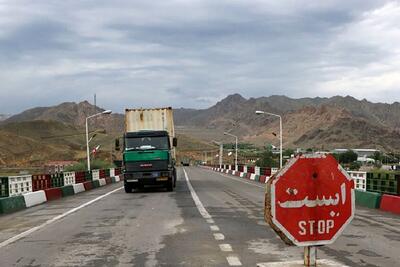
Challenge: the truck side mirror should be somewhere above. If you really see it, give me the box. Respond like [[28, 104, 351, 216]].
[[173, 137, 178, 147], [115, 138, 120, 151]]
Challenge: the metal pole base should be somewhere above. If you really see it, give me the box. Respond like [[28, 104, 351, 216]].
[[304, 246, 317, 266]]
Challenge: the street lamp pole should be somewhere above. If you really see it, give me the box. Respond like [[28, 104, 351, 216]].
[[212, 140, 223, 169], [86, 110, 112, 171], [255, 110, 283, 169], [219, 143, 223, 169], [224, 132, 238, 171]]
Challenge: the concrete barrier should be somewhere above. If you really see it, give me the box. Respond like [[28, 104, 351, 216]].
[[83, 181, 93, 191], [73, 183, 85, 194], [98, 178, 106, 186], [0, 173, 121, 215], [380, 194, 400, 214], [0, 196, 26, 214], [23, 191, 46, 207], [355, 190, 381, 209], [44, 188, 62, 201], [92, 180, 100, 188], [60, 185, 75, 197]]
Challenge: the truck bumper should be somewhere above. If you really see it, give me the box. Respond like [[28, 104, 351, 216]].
[[123, 171, 173, 187]]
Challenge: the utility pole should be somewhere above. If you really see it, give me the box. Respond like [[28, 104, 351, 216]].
[[219, 143, 223, 169]]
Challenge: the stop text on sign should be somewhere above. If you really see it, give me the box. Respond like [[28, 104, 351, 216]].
[[298, 220, 334, 235]]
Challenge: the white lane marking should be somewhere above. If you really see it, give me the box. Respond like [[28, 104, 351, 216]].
[[227, 256, 242, 266], [210, 225, 220, 231], [214, 233, 225, 240], [219, 243, 233, 252], [205, 169, 264, 189], [183, 168, 211, 219], [185, 168, 243, 265], [0, 186, 123, 248]]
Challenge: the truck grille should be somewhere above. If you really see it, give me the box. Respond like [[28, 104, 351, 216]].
[[125, 160, 168, 172]]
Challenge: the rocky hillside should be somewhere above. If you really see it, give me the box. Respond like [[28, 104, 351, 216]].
[[0, 114, 11, 121], [3, 101, 124, 134], [174, 94, 400, 151]]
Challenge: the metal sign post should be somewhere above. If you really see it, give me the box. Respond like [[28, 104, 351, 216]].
[[304, 246, 317, 266]]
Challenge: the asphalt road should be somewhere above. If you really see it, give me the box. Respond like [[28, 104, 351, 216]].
[[0, 167, 399, 266]]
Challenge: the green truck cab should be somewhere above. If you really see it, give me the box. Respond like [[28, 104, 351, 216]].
[[122, 107, 177, 193]]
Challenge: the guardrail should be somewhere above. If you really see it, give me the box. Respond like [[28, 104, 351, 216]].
[[207, 164, 400, 215], [0, 168, 122, 214], [0, 168, 122, 198], [209, 164, 398, 195]]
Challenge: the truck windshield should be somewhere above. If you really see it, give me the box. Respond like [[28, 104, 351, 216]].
[[125, 136, 169, 151]]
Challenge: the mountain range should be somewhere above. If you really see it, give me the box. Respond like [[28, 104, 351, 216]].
[[173, 94, 400, 151], [0, 114, 11, 121], [1, 94, 400, 166]]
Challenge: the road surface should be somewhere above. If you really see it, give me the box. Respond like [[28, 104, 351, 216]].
[[0, 167, 399, 266]]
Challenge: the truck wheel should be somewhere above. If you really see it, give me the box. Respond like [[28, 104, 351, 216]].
[[124, 183, 132, 193]]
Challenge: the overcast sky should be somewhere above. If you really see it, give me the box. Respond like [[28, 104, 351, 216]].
[[0, 0, 399, 114]]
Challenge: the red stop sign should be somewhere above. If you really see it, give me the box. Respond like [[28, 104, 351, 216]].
[[271, 154, 355, 246]]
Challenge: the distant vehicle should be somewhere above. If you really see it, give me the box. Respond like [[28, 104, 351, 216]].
[[121, 107, 177, 192], [181, 157, 190, 166]]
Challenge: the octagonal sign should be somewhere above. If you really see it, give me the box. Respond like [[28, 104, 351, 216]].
[[271, 154, 355, 246]]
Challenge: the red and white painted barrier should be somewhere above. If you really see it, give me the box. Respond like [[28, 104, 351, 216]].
[[0, 175, 122, 215], [380, 194, 400, 214], [208, 165, 272, 185]]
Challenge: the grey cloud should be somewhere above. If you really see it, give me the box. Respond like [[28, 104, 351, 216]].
[[0, 0, 398, 114], [0, 19, 73, 60]]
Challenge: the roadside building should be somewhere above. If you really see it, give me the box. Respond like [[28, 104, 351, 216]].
[[332, 148, 379, 158]]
